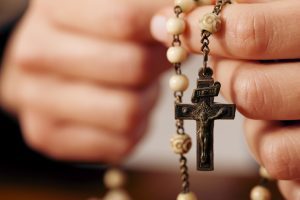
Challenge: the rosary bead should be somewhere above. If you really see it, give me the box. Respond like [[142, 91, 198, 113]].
[[169, 74, 189, 92], [199, 13, 221, 34], [174, 0, 197, 13], [259, 166, 273, 180], [177, 192, 198, 200], [104, 169, 126, 189], [103, 189, 131, 200], [167, 17, 186, 35], [167, 46, 188, 63], [250, 186, 271, 200], [171, 134, 192, 154]]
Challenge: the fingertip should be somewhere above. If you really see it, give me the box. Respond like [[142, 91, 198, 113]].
[[150, 7, 175, 43], [278, 180, 300, 200], [150, 14, 168, 43]]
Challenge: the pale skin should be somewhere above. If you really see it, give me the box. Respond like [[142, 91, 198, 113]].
[[0, 0, 299, 199], [152, 0, 300, 199]]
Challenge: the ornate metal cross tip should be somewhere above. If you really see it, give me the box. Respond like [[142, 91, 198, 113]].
[[175, 69, 236, 171]]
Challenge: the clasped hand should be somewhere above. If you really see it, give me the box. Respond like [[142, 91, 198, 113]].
[[151, 0, 300, 198], [0, 0, 299, 199]]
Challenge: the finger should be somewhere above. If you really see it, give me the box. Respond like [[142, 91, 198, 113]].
[[19, 74, 159, 134], [278, 180, 300, 200], [244, 119, 300, 180], [211, 58, 300, 120], [235, 0, 279, 3], [151, 0, 300, 59], [20, 111, 146, 162], [33, 0, 172, 41], [14, 29, 168, 87], [0, 59, 22, 113]]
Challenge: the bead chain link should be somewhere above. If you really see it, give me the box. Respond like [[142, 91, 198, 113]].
[[250, 166, 273, 200], [200, 0, 231, 75], [170, 4, 190, 193], [169, 0, 233, 198]]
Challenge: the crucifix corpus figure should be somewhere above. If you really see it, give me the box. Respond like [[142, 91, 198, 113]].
[[175, 69, 236, 171]]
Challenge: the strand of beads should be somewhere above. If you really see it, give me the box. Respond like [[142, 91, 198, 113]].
[[168, 0, 224, 199], [167, 1, 198, 200], [199, 0, 231, 75], [102, 168, 131, 200], [250, 166, 273, 200]]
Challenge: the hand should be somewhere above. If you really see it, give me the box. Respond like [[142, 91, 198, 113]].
[[0, 0, 171, 163], [151, 0, 300, 199]]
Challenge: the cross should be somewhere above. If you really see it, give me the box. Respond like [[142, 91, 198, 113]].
[[175, 72, 236, 171]]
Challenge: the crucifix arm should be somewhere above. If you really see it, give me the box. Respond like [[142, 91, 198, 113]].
[[175, 104, 197, 120], [208, 107, 226, 121]]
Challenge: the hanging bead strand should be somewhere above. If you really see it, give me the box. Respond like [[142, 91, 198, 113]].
[[199, 0, 231, 75], [250, 166, 273, 200], [167, 1, 199, 199]]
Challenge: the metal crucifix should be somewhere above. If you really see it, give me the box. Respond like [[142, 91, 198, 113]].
[[175, 70, 236, 171]]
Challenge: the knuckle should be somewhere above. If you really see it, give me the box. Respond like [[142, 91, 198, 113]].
[[21, 113, 65, 161], [23, 123, 50, 155], [24, 126, 66, 161], [42, 147, 68, 161], [9, 18, 45, 71], [115, 139, 137, 162], [13, 40, 42, 71], [112, 5, 139, 39], [117, 92, 143, 133], [0, 73, 17, 110], [234, 69, 273, 118], [19, 81, 40, 106], [120, 46, 150, 86], [229, 10, 270, 57], [261, 136, 298, 180], [101, 140, 134, 163]]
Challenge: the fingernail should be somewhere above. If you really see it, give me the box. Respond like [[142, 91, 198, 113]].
[[150, 15, 168, 42]]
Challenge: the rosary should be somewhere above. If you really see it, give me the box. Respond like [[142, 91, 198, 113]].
[[168, 0, 273, 199], [90, 1, 275, 200]]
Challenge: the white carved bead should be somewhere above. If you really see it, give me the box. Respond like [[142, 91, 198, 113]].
[[167, 17, 186, 35], [199, 13, 221, 33], [169, 74, 189, 92], [167, 46, 188, 63], [171, 134, 192, 154], [177, 192, 198, 200], [175, 0, 197, 13], [104, 169, 126, 189], [259, 167, 273, 180], [103, 189, 131, 200], [250, 186, 271, 200]]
